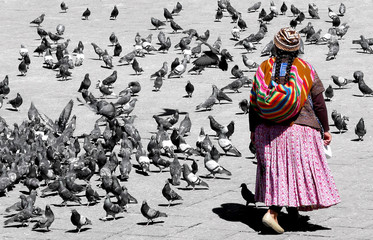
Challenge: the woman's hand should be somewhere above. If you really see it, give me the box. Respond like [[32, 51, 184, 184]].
[[323, 132, 332, 145], [250, 132, 255, 143]]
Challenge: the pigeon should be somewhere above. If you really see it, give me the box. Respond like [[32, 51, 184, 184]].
[[172, 2, 183, 15], [78, 73, 91, 92], [326, 38, 339, 61], [60, 2, 68, 12], [132, 58, 143, 75], [356, 77, 373, 96], [151, 62, 168, 78], [324, 85, 334, 100], [247, 2, 261, 12], [338, 3, 346, 16], [170, 20, 183, 33], [242, 55, 259, 70], [182, 163, 209, 190], [168, 58, 187, 78], [359, 35, 373, 53], [119, 50, 137, 64], [307, 29, 322, 43], [102, 194, 126, 220], [4, 201, 33, 226], [178, 113, 192, 137], [231, 26, 240, 40], [328, 7, 338, 20], [113, 42, 122, 56], [32, 205, 54, 231], [332, 16, 341, 28], [218, 133, 241, 157], [102, 50, 113, 68], [239, 99, 249, 114], [18, 60, 27, 76], [280, 2, 287, 15], [240, 183, 256, 206], [261, 40, 274, 56], [215, 86, 232, 104], [70, 209, 92, 233], [109, 32, 118, 46], [208, 115, 227, 137], [158, 37, 171, 53], [231, 64, 244, 78], [30, 14, 45, 26], [37, 27, 48, 39], [237, 15, 247, 31], [204, 152, 231, 178], [355, 118, 366, 141], [221, 77, 249, 93], [215, 8, 223, 22], [242, 40, 256, 53], [128, 81, 141, 95], [336, 23, 349, 39], [151, 17, 166, 30], [141, 200, 167, 225], [185, 81, 194, 98], [110, 5, 119, 20], [308, 3, 320, 19], [48, 32, 64, 43], [196, 85, 218, 111], [295, 11, 305, 24], [102, 70, 117, 87], [162, 180, 183, 207], [164, 8, 173, 21], [85, 184, 100, 206], [334, 114, 348, 133], [74, 49, 84, 66], [58, 179, 81, 206], [260, 11, 275, 24], [290, 4, 300, 16], [82, 8, 91, 20], [56, 24, 65, 35], [91, 42, 104, 59], [258, 8, 267, 19], [169, 154, 182, 186], [7, 93, 23, 111], [153, 76, 163, 91], [331, 75, 353, 88]]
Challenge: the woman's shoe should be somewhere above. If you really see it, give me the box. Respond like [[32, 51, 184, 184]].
[[262, 212, 284, 234]]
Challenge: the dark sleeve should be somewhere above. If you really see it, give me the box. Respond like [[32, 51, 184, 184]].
[[312, 93, 330, 132], [249, 104, 262, 132]]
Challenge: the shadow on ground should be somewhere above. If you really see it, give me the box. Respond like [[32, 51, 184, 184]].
[[212, 203, 331, 235]]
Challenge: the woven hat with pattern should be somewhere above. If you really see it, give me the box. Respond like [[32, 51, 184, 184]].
[[273, 27, 300, 52]]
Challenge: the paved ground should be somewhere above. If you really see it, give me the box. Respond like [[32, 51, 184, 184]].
[[0, 0, 372, 239]]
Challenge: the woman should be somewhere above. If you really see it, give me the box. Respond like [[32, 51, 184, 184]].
[[249, 27, 340, 234]]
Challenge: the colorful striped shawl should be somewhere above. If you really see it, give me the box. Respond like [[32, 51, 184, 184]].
[[250, 57, 315, 123]]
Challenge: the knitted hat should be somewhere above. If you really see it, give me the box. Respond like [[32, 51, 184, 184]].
[[273, 27, 300, 52]]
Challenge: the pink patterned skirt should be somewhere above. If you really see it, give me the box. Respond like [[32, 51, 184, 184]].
[[254, 123, 340, 211]]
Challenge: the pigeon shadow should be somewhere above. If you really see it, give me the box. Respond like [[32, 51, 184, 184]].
[[101, 66, 114, 69], [129, 73, 143, 76], [32, 228, 51, 233], [182, 95, 193, 98], [137, 220, 165, 226], [235, 112, 246, 115], [330, 131, 345, 134], [351, 138, 363, 142], [99, 216, 124, 221], [3, 224, 29, 228], [135, 169, 150, 176], [66, 227, 91, 233], [200, 175, 231, 180], [229, 38, 239, 41], [51, 203, 82, 208], [195, 108, 213, 112], [5, 107, 19, 111], [212, 203, 331, 234], [16, 74, 26, 77], [352, 94, 365, 97], [158, 202, 182, 207], [177, 187, 209, 191], [157, 108, 188, 116]]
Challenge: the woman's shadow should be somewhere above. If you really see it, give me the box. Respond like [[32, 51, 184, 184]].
[[212, 203, 331, 234]]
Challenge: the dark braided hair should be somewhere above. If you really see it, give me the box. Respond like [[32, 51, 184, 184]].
[[273, 46, 299, 84]]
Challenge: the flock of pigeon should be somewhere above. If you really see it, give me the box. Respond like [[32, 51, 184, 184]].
[[0, 0, 370, 236]]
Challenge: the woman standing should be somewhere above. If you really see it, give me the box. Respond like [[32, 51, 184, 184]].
[[249, 27, 340, 234]]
